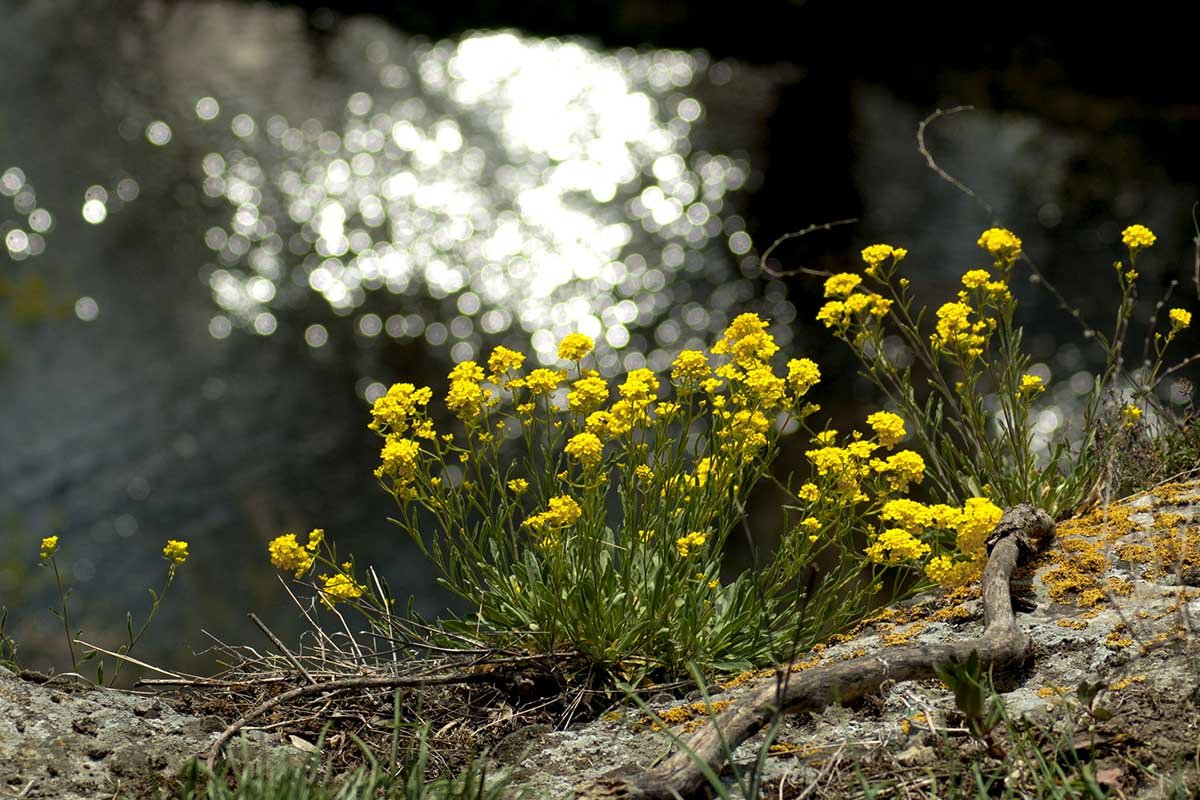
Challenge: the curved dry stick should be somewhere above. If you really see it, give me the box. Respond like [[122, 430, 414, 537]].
[[578, 505, 1055, 800], [758, 218, 860, 279], [203, 671, 493, 770]]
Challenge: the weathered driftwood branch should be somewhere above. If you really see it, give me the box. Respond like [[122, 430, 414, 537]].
[[578, 504, 1055, 800]]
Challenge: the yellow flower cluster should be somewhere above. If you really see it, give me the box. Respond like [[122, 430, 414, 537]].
[[786, 358, 820, 397], [866, 411, 905, 447], [931, 301, 992, 360], [507, 478, 529, 494], [1122, 404, 1142, 428], [522, 495, 583, 546], [1121, 224, 1156, 253], [712, 312, 778, 368], [368, 383, 433, 435], [565, 432, 604, 471], [375, 437, 422, 485], [1018, 374, 1045, 397], [866, 528, 930, 564], [487, 346, 525, 382], [823, 272, 862, 298], [675, 531, 707, 557], [446, 361, 491, 420], [567, 372, 609, 414], [268, 529, 324, 578], [319, 565, 365, 606], [959, 269, 1011, 302], [1169, 308, 1192, 333], [804, 422, 925, 498], [860, 243, 908, 278], [865, 496, 1001, 582], [162, 539, 189, 566], [976, 227, 1022, 267], [671, 350, 712, 385], [557, 333, 595, 361], [815, 292, 892, 336], [40, 535, 59, 560]]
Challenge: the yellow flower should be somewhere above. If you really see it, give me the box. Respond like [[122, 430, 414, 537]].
[[162, 539, 189, 566], [976, 227, 1022, 266], [872, 450, 926, 492], [931, 301, 988, 359], [374, 437, 422, 482], [866, 528, 930, 564], [524, 368, 565, 396], [955, 497, 1002, 557], [671, 350, 711, 384], [486, 346, 525, 380], [866, 411, 905, 447], [800, 517, 821, 533], [522, 495, 583, 533], [268, 533, 316, 578], [585, 410, 615, 439], [1121, 224, 1156, 253], [861, 243, 907, 277], [1121, 404, 1142, 428], [786, 358, 821, 397], [557, 332, 594, 361], [448, 360, 485, 383], [1018, 374, 1045, 398], [567, 372, 609, 414], [925, 555, 982, 589], [565, 432, 604, 471], [824, 273, 863, 298], [1168, 308, 1191, 333], [305, 529, 325, 552], [445, 380, 489, 420], [618, 368, 660, 403], [881, 499, 934, 532], [634, 464, 654, 484], [636, 528, 654, 543], [507, 478, 529, 495], [39, 535, 59, 560], [798, 483, 820, 502], [319, 570, 365, 605], [675, 531, 707, 557], [368, 383, 433, 434], [741, 365, 786, 408], [712, 313, 778, 368], [960, 269, 991, 290], [814, 430, 838, 445]]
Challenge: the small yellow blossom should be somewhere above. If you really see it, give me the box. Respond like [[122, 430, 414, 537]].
[[861, 244, 907, 278], [675, 531, 707, 557], [976, 227, 1022, 266], [960, 269, 991, 290], [1122, 404, 1142, 428], [712, 313, 778, 368], [448, 360, 485, 383], [866, 528, 930, 564], [798, 483, 820, 502], [671, 350, 712, 385], [39, 535, 59, 560], [634, 464, 654, 483], [162, 539, 189, 566], [567, 373, 609, 414], [1018, 374, 1045, 398], [319, 570, 365, 605], [824, 273, 862, 298], [268, 533, 316, 578], [368, 382, 434, 435], [507, 478, 529, 494], [557, 333, 594, 361], [565, 432, 604, 471], [445, 380, 489, 420], [800, 517, 821, 533], [375, 437, 421, 482], [866, 411, 905, 447], [1168, 308, 1191, 333], [486, 346, 525, 380], [786, 358, 821, 397], [522, 495, 583, 535], [1121, 224, 1156, 253], [525, 368, 565, 396]]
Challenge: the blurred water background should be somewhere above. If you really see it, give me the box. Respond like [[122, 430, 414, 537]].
[[2, 0, 1197, 677]]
